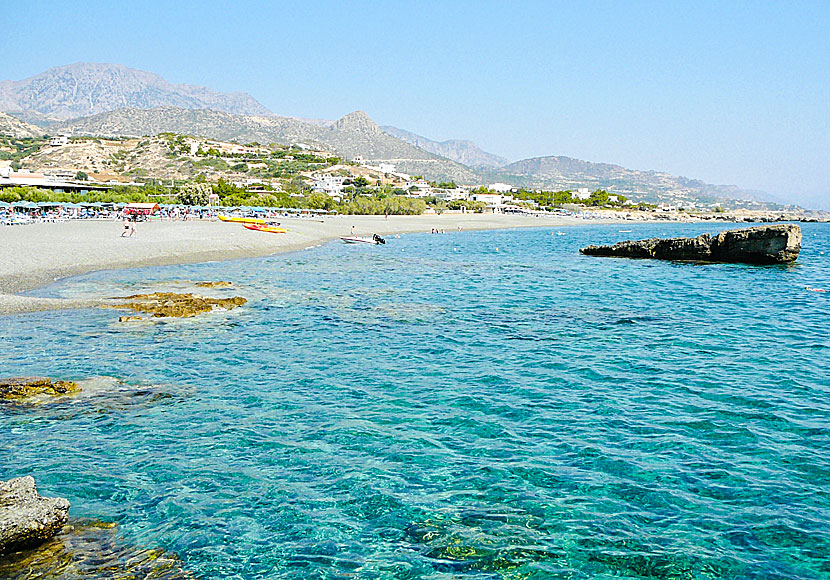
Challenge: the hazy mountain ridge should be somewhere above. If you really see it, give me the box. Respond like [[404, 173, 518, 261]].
[[381, 125, 509, 168], [489, 156, 787, 208], [0, 63, 798, 208], [0, 63, 272, 121]]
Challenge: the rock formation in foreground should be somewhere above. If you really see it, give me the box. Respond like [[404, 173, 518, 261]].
[[108, 292, 247, 318], [0, 477, 70, 554], [0, 377, 80, 401], [0, 518, 196, 579], [580, 224, 802, 264]]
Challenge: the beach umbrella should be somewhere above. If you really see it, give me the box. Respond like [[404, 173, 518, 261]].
[[0, 201, 10, 208]]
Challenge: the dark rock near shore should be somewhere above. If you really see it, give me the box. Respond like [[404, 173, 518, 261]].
[[0, 377, 80, 401], [0, 477, 70, 554], [0, 519, 196, 579], [580, 224, 802, 264], [109, 291, 247, 318]]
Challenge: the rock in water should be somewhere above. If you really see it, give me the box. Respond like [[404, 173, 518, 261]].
[[580, 224, 801, 264], [0, 377, 80, 401], [108, 292, 247, 318], [0, 477, 70, 554]]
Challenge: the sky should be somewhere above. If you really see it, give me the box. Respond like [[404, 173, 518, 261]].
[[2, 1, 829, 209]]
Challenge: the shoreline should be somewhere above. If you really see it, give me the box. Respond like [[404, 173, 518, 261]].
[[0, 213, 617, 315]]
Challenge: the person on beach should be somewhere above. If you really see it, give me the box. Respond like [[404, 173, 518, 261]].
[[129, 215, 137, 238], [350, 225, 355, 235], [121, 217, 129, 237]]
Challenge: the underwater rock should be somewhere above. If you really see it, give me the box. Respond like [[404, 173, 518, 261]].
[[118, 315, 143, 322], [109, 292, 247, 318], [195, 280, 234, 288], [0, 477, 70, 554], [0, 519, 195, 579], [0, 377, 80, 401], [580, 224, 801, 264]]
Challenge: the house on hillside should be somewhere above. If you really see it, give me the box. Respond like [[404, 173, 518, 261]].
[[49, 134, 69, 147]]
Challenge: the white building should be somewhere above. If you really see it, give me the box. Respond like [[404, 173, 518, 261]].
[[488, 182, 513, 193], [311, 174, 347, 198], [49, 134, 69, 147], [472, 192, 504, 205], [573, 188, 592, 201]]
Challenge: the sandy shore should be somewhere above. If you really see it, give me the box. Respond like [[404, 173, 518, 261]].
[[0, 213, 613, 315]]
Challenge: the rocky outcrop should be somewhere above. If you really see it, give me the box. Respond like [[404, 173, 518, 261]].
[[110, 292, 246, 318], [0, 477, 70, 554], [580, 224, 801, 264], [0, 377, 80, 401], [195, 280, 234, 288], [0, 519, 196, 579]]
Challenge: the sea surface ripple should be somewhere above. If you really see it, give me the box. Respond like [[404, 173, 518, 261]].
[[2, 223, 829, 579]]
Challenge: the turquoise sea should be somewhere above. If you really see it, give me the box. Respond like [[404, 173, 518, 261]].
[[2, 223, 829, 579]]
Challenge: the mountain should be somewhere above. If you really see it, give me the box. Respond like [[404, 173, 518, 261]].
[[0, 111, 45, 138], [56, 107, 480, 183], [0, 63, 272, 121], [489, 156, 789, 209], [381, 125, 509, 168]]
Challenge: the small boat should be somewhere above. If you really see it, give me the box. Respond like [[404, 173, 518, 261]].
[[219, 215, 267, 225], [340, 234, 386, 245], [243, 223, 287, 234]]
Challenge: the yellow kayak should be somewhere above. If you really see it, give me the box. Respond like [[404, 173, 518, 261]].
[[218, 215, 267, 225]]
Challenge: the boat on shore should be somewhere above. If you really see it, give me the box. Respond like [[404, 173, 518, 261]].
[[340, 234, 386, 245], [243, 223, 287, 234], [219, 215, 267, 225]]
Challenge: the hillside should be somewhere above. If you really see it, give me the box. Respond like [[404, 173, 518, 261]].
[[55, 107, 481, 183], [0, 111, 45, 138], [381, 125, 509, 168], [0, 62, 272, 121], [488, 156, 786, 209]]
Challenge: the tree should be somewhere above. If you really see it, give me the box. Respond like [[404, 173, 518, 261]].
[[177, 182, 212, 206], [588, 189, 610, 206], [308, 191, 335, 210], [75, 171, 88, 181]]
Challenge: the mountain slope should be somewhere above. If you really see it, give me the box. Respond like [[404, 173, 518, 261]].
[[0, 111, 45, 138], [491, 156, 785, 208], [0, 62, 272, 121], [56, 107, 480, 183], [381, 125, 509, 168]]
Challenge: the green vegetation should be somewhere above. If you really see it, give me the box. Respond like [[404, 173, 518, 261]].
[[0, 136, 46, 163]]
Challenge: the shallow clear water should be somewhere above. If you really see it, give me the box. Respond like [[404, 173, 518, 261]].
[[2, 223, 829, 579]]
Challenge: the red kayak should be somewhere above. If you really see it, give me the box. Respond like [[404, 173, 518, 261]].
[[243, 223, 287, 234]]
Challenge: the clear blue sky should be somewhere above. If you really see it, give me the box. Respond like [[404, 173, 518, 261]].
[[3, 1, 829, 208]]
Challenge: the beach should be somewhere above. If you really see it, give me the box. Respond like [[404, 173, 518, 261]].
[[0, 213, 606, 314]]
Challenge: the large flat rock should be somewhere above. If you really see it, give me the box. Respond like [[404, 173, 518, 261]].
[[580, 224, 801, 264], [0, 477, 70, 554]]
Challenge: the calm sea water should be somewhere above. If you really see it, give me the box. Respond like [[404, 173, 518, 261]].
[[2, 223, 829, 579]]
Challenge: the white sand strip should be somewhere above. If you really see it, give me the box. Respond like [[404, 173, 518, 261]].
[[0, 213, 610, 314]]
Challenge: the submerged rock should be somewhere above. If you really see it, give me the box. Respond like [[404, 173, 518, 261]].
[[195, 280, 234, 288], [580, 224, 802, 264], [109, 292, 247, 318], [0, 477, 70, 554], [0, 378, 80, 401], [0, 519, 195, 579]]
